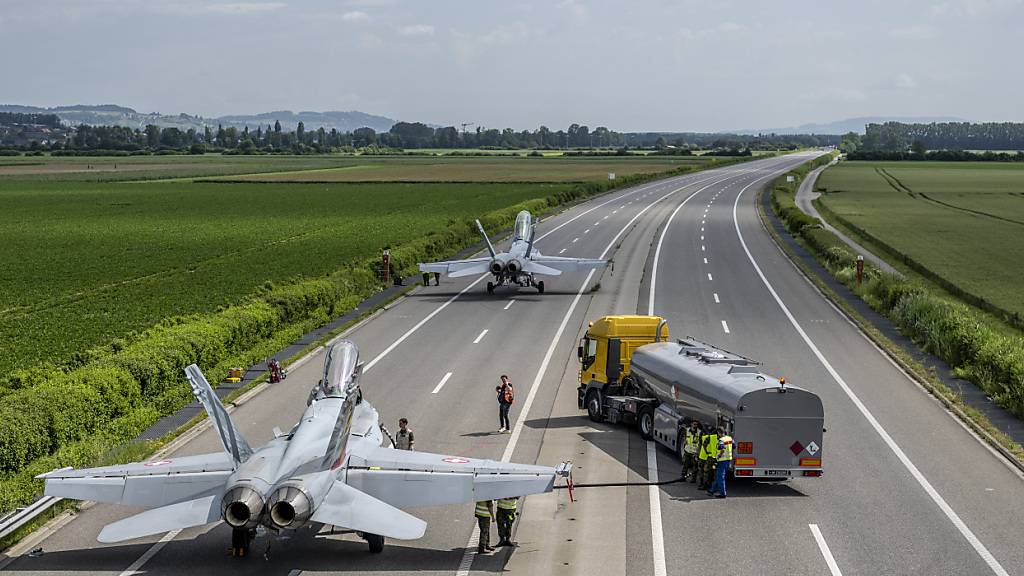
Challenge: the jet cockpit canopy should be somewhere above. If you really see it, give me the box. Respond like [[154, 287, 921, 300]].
[[513, 211, 532, 242], [321, 340, 361, 398]]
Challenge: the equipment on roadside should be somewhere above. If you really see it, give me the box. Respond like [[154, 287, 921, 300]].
[[226, 367, 244, 383], [268, 358, 286, 383], [577, 315, 824, 479]]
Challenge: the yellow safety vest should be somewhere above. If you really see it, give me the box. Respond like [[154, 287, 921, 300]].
[[497, 498, 518, 511], [705, 434, 719, 460], [684, 429, 699, 454], [718, 435, 733, 462], [475, 501, 492, 518]]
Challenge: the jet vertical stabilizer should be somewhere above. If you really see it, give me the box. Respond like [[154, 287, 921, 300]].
[[184, 364, 253, 464]]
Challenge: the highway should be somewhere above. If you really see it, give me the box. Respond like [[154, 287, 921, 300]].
[[5, 151, 1023, 576]]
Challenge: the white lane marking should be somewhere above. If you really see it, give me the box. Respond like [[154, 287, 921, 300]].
[[459, 168, 705, 576], [620, 204, 625, 209], [721, 320, 730, 334], [702, 245, 706, 251], [431, 372, 453, 394], [701, 235, 704, 241], [809, 524, 843, 576], [594, 221, 601, 226], [707, 273, 713, 281], [504, 299, 515, 310], [118, 529, 181, 576], [603, 214, 609, 219], [646, 168, 760, 315], [584, 229, 590, 234], [648, 441, 668, 576], [714, 293, 720, 303], [287, 570, 302, 576], [472, 329, 488, 344], [573, 237, 579, 243], [703, 257, 708, 264], [732, 174, 1010, 576], [701, 227, 704, 232], [559, 248, 567, 254], [612, 210, 618, 214]]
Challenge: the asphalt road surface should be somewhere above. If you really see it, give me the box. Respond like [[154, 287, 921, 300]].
[[5, 152, 1022, 576]]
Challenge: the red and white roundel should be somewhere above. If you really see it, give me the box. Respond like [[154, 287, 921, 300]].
[[144, 459, 173, 467], [442, 457, 470, 464]]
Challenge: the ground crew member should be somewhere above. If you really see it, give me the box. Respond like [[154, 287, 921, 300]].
[[475, 500, 496, 553], [496, 375, 514, 433], [422, 272, 431, 286], [395, 418, 414, 450], [681, 421, 702, 482], [701, 427, 719, 490], [433, 271, 441, 286], [708, 427, 733, 498], [696, 426, 710, 489], [496, 497, 518, 547]]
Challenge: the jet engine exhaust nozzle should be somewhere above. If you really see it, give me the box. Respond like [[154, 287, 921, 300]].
[[489, 259, 506, 274], [506, 259, 522, 274], [268, 485, 312, 529], [222, 485, 265, 529]]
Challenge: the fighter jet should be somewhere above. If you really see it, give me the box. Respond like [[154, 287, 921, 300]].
[[38, 340, 570, 556], [419, 210, 607, 294]]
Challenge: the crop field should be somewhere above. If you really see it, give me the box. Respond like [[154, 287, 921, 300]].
[[816, 161, 1024, 317], [0, 178, 572, 373], [218, 156, 711, 183]]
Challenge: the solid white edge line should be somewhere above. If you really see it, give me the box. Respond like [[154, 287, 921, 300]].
[[473, 329, 488, 344], [431, 372, 453, 394], [118, 529, 181, 576], [504, 299, 515, 310], [809, 524, 843, 576], [647, 441, 667, 576], [732, 169, 1009, 576], [721, 320, 730, 334]]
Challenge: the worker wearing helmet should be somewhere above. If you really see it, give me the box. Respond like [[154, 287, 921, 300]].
[[708, 426, 733, 499]]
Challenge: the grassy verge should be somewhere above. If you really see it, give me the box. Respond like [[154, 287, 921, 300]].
[[762, 157, 1024, 465], [0, 154, 764, 522]]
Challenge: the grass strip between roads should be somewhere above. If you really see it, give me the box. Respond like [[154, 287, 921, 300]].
[[759, 156, 1024, 467]]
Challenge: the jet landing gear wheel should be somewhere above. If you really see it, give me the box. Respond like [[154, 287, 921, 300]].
[[365, 532, 385, 554], [487, 281, 495, 294], [537, 280, 545, 294], [231, 527, 255, 557]]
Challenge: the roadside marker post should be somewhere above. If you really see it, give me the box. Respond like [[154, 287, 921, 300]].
[[856, 255, 864, 285]]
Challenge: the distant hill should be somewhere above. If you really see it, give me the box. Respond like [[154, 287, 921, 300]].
[[0, 104, 396, 133], [735, 116, 970, 135]]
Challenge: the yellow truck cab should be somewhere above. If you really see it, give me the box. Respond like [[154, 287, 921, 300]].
[[578, 315, 668, 391]]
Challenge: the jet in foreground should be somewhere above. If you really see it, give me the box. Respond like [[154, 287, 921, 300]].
[[419, 210, 607, 294], [38, 340, 570, 556]]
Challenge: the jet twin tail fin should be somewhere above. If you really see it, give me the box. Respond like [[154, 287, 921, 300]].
[[184, 364, 253, 464], [475, 219, 497, 258]]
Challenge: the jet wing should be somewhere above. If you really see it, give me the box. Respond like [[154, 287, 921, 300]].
[[418, 257, 491, 277], [527, 255, 608, 274], [36, 451, 235, 508], [345, 447, 567, 509]]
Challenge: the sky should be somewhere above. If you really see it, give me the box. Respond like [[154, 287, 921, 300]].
[[1, 0, 1021, 132]]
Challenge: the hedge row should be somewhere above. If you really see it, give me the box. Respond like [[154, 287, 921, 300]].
[[770, 157, 1024, 419], [0, 155, 761, 485]]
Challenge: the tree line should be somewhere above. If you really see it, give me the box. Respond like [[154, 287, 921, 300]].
[[0, 112, 61, 128], [858, 121, 1024, 151]]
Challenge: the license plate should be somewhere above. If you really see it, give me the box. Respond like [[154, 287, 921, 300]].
[[764, 469, 792, 476]]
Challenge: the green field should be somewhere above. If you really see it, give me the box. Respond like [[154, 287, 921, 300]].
[[0, 169, 572, 373], [816, 161, 1024, 317]]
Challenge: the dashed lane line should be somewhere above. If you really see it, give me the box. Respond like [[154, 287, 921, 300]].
[[431, 372, 453, 394], [809, 525, 843, 576], [472, 329, 488, 344]]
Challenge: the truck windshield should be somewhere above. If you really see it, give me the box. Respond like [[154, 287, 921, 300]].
[[580, 337, 597, 370]]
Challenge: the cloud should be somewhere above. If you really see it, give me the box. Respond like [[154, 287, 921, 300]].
[[717, 21, 747, 34], [203, 2, 287, 14], [889, 24, 936, 40], [894, 72, 918, 89], [398, 24, 434, 36], [341, 10, 369, 22]]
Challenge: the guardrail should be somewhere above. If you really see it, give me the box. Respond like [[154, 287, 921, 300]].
[[0, 496, 62, 542]]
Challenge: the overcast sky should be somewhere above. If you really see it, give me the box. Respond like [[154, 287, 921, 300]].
[[1, 0, 1020, 132]]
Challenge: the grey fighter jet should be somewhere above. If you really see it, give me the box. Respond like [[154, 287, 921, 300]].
[[418, 210, 607, 294], [37, 340, 570, 556]]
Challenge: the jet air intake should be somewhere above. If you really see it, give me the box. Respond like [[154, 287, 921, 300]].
[[268, 485, 312, 529], [222, 485, 265, 529]]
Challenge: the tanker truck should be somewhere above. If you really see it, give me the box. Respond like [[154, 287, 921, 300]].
[[577, 315, 824, 479]]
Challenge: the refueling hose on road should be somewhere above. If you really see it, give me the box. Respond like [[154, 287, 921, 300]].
[[554, 474, 688, 502]]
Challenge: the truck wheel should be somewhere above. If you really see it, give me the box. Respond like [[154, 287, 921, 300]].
[[586, 390, 605, 423], [537, 281, 545, 294], [638, 406, 654, 441], [676, 430, 687, 459], [366, 533, 384, 554]]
